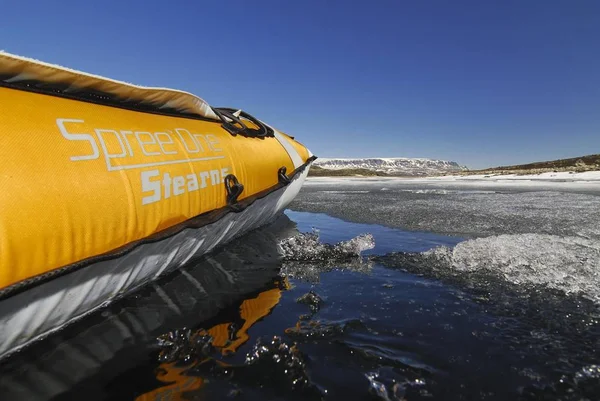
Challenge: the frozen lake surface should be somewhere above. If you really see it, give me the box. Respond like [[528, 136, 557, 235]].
[[292, 176, 600, 239]]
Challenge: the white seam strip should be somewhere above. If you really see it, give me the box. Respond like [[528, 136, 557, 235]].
[[273, 131, 303, 168]]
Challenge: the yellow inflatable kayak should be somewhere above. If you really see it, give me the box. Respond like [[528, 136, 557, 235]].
[[0, 52, 314, 358]]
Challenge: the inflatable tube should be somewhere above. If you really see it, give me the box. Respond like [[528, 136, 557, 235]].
[[0, 52, 314, 359], [0, 214, 297, 400]]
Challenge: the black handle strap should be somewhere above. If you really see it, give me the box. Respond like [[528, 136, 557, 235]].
[[278, 166, 291, 185], [212, 108, 247, 136], [224, 174, 244, 205], [213, 107, 274, 138]]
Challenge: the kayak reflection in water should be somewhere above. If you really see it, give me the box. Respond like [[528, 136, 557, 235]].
[[136, 277, 290, 401]]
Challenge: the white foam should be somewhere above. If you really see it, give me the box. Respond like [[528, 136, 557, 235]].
[[424, 234, 600, 302]]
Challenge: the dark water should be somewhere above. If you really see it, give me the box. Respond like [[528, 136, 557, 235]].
[[1, 210, 599, 400]]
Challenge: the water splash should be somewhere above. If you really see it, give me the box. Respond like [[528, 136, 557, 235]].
[[278, 230, 374, 261], [154, 331, 322, 398], [156, 328, 215, 363], [278, 231, 375, 282], [365, 371, 393, 401], [379, 233, 600, 303], [521, 364, 600, 400], [365, 367, 430, 401], [280, 258, 374, 283], [285, 318, 365, 340], [295, 290, 325, 314], [242, 336, 318, 394]]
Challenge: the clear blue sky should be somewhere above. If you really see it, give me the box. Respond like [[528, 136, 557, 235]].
[[2, 0, 599, 169]]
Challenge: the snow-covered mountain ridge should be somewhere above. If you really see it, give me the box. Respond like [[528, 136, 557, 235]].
[[314, 158, 468, 176]]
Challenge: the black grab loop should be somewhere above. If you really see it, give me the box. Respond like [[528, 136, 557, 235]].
[[278, 166, 291, 185], [212, 108, 247, 136], [224, 174, 244, 206], [214, 107, 274, 138]]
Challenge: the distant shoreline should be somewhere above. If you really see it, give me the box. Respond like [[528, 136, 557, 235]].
[[309, 154, 600, 178]]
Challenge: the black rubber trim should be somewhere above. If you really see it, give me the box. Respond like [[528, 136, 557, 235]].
[[0, 80, 219, 123], [0, 156, 317, 301]]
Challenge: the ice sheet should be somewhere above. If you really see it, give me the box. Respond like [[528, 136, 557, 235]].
[[291, 176, 600, 239], [305, 171, 600, 192]]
